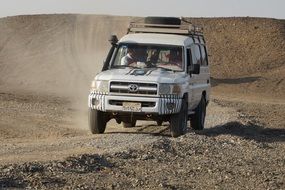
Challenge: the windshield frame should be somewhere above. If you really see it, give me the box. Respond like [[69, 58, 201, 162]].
[[109, 43, 185, 72]]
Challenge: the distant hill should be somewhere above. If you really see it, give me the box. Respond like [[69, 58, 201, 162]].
[[0, 15, 284, 99], [190, 17, 285, 100]]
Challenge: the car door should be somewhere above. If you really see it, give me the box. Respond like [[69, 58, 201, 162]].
[[199, 44, 211, 101], [190, 44, 203, 108], [186, 47, 195, 109]]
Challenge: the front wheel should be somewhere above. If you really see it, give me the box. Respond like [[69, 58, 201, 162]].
[[190, 97, 206, 130], [156, 120, 163, 126], [122, 120, 137, 128], [89, 108, 107, 134], [170, 99, 188, 137]]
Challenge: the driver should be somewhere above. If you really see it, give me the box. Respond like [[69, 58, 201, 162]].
[[121, 48, 136, 65], [121, 47, 146, 66]]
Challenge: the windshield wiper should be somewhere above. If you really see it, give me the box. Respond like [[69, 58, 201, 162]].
[[111, 65, 140, 69], [155, 66, 175, 72]]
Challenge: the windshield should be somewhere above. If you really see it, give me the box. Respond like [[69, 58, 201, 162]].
[[111, 44, 184, 72]]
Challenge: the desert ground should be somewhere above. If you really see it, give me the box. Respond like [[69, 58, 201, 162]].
[[0, 15, 284, 189]]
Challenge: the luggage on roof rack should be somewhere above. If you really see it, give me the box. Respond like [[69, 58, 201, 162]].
[[144, 17, 181, 25], [127, 17, 203, 36]]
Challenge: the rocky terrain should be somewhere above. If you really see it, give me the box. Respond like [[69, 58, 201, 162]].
[[0, 15, 284, 189]]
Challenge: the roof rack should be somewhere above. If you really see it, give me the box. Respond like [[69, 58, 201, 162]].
[[127, 22, 203, 36]]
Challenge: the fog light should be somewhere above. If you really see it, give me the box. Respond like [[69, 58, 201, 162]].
[[92, 98, 100, 106], [166, 102, 175, 110]]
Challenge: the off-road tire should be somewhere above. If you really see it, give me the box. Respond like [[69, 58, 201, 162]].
[[144, 17, 181, 26], [123, 120, 137, 128], [157, 120, 163, 126], [89, 108, 107, 134], [190, 97, 206, 130], [170, 99, 188, 137]]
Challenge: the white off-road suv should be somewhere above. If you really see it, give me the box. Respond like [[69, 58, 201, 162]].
[[88, 17, 210, 137]]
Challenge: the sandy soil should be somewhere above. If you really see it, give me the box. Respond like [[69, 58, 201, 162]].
[[0, 91, 284, 189], [0, 15, 284, 189], [0, 91, 240, 165]]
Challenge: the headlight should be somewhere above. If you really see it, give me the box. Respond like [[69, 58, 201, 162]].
[[159, 84, 181, 95], [159, 84, 171, 94], [90, 80, 109, 93]]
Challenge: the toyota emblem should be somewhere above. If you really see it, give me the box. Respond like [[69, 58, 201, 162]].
[[128, 84, 139, 93]]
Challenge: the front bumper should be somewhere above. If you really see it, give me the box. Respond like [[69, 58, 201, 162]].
[[88, 92, 182, 115]]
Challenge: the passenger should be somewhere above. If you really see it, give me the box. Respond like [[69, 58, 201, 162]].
[[121, 48, 137, 65], [121, 47, 147, 67], [149, 50, 159, 63], [169, 49, 182, 68]]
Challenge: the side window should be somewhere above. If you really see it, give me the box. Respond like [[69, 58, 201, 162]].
[[190, 46, 197, 65], [187, 48, 192, 65], [200, 45, 207, 66], [191, 44, 201, 65], [204, 46, 209, 66], [186, 48, 192, 73]]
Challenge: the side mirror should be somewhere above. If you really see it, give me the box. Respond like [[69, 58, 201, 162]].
[[192, 64, 200, 74], [109, 35, 118, 45]]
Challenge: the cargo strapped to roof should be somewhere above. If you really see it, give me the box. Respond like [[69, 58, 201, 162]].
[[127, 22, 203, 36]]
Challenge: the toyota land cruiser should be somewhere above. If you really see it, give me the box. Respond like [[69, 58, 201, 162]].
[[88, 17, 210, 137]]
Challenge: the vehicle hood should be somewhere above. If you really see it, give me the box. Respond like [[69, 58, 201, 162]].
[[94, 68, 187, 83]]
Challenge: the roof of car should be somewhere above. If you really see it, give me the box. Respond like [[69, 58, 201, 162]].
[[119, 33, 194, 46]]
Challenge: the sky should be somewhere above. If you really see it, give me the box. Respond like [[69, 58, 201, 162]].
[[0, 0, 284, 19]]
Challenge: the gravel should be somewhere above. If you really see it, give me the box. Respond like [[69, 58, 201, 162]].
[[0, 100, 284, 189]]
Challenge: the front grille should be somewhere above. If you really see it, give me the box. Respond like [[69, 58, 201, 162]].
[[109, 100, 156, 108], [110, 81, 157, 95]]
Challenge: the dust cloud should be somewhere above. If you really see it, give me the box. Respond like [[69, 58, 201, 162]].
[[0, 14, 131, 130]]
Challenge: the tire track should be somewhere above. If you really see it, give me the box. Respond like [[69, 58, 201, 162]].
[[0, 96, 240, 165]]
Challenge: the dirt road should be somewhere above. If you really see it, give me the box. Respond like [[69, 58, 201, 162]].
[[0, 91, 239, 165], [0, 91, 284, 189]]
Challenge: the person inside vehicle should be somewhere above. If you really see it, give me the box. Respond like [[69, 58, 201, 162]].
[[169, 49, 182, 68], [149, 50, 159, 64], [121, 47, 147, 67], [121, 48, 136, 65]]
